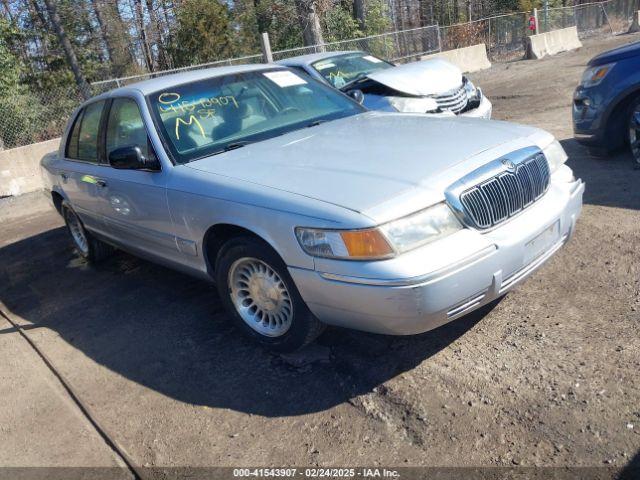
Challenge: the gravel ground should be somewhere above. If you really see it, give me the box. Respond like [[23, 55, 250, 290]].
[[0, 34, 639, 477]]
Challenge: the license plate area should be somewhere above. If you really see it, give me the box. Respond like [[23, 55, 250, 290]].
[[524, 220, 560, 265]]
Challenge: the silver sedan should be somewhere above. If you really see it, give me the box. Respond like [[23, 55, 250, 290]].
[[41, 64, 583, 351]]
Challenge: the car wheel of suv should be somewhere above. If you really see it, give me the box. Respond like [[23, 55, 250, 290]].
[[215, 236, 325, 352], [62, 201, 113, 263], [628, 98, 640, 166]]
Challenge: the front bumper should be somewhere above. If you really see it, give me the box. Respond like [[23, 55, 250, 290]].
[[460, 95, 492, 119], [572, 87, 605, 147], [289, 177, 584, 335]]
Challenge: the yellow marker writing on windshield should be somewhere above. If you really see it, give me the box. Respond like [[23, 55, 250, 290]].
[[175, 115, 205, 140], [159, 92, 181, 104]]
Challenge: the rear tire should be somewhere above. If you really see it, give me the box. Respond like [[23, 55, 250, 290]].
[[62, 201, 113, 263], [215, 236, 325, 352]]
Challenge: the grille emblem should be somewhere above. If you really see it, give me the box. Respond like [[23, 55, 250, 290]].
[[501, 159, 517, 171]]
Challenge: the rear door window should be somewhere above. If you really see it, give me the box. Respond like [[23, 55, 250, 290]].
[[65, 110, 83, 159], [75, 101, 105, 163]]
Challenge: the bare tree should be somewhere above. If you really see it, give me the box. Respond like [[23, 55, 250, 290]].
[[42, 0, 91, 99], [91, 0, 114, 62], [2, 0, 14, 22], [294, 0, 324, 46], [159, 0, 174, 67], [353, 0, 366, 30], [133, 0, 155, 72], [92, 0, 136, 76], [144, 0, 169, 69]]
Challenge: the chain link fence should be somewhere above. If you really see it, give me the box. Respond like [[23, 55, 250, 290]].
[[90, 25, 441, 94], [270, 25, 441, 62], [0, 0, 636, 152], [438, 0, 635, 62], [439, 12, 532, 61], [0, 27, 89, 151], [90, 53, 264, 95]]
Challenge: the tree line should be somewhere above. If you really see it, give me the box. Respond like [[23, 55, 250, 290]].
[[0, 0, 580, 149]]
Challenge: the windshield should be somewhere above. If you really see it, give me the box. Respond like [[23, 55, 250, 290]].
[[147, 68, 363, 164], [311, 53, 394, 89]]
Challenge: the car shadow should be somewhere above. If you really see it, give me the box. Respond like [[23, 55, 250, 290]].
[[0, 225, 498, 417], [618, 449, 640, 479], [561, 138, 640, 211]]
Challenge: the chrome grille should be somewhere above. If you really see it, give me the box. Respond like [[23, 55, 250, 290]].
[[459, 153, 551, 229], [433, 85, 468, 114]]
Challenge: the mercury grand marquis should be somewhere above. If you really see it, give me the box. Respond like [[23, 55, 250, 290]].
[[41, 64, 584, 351]]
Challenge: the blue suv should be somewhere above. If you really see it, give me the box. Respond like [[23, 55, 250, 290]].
[[573, 41, 640, 165]]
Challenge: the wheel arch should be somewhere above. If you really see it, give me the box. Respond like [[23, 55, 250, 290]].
[[50, 188, 67, 215], [602, 85, 640, 150], [202, 223, 282, 277]]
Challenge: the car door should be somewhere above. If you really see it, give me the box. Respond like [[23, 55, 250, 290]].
[[96, 96, 180, 261], [57, 100, 111, 236]]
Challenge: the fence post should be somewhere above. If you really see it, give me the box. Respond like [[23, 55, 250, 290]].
[[601, 4, 614, 34], [543, 0, 549, 32], [384, 33, 391, 59], [487, 17, 491, 58], [533, 8, 539, 34], [437, 26, 442, 52], [260, 32, 273, 63]]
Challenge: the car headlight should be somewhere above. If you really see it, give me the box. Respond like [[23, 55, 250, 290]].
[[380, 203, 462, 253], [295, 202, 462, 260], [387, 96, 439, 113], [463, 77, 481, 101], [542, 139, 568, 173], [580, 62, 615, 88]]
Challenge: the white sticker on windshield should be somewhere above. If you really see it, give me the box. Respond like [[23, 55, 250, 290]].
[[363, 55, 383, 63], [315, 62, 336, 70], [263, 71, 307, 87]]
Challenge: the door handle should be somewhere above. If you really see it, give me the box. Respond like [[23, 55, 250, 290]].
[[60, 172, 68, 181], [95, 179, 108, 188]]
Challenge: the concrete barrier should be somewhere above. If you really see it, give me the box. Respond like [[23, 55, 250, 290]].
[[526, 26, 582, 60], [421, 43, 491, 73], [0, 138, 59, 197]]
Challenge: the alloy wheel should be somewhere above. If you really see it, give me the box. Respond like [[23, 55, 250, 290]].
[[65, 209, 89, 255], [228, 257, 293, 337]]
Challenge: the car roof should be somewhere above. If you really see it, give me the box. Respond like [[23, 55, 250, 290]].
[[277, 51, 364, 67], [90, 63, 281, 101]]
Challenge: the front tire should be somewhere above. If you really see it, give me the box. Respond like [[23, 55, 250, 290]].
[[62, 201, 113, 263], [627, 96, 640, 166], [215, 236, 325, 352]]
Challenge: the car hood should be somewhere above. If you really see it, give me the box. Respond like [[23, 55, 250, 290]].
[[589, 41, 640, 66], [186, 112, 547, 223], [365, 58, 463, 96]]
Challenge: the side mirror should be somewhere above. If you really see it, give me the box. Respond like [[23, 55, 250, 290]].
[[346, 89, 365, 105], [109, 146, 152, 170]]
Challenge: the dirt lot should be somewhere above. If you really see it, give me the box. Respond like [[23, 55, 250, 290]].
[[1, 34, 639, 477]]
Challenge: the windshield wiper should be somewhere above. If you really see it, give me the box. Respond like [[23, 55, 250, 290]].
[[223, 141, 252, 151], [204, 140, 254, 158], [306, 120, 327, 128]]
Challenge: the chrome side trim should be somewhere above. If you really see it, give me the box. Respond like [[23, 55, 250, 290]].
[[318, 245, 497, 287], [447, 290, 488, 318]]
